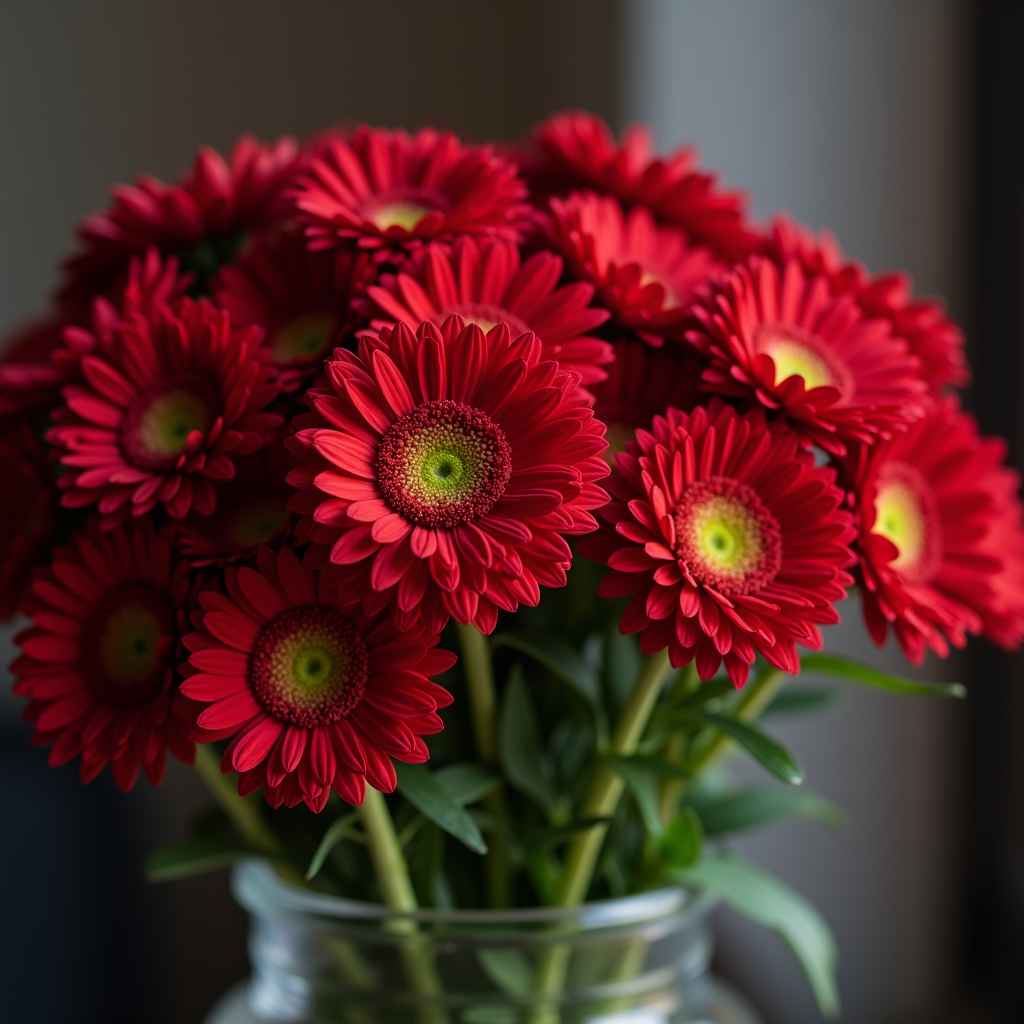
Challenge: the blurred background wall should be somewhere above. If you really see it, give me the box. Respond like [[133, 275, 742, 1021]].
[[2, 2, 1020, 1023]]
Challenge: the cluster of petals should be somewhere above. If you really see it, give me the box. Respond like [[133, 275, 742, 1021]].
[[0, 423, 59, 619], [0, 249, 191, 422], [286, 315, 609, 634], [214, 229, 374, 391], [180, 545, 456, 811], [525, 111, 758, 261], [582, 402, 856, 686], [48, 297, 282, 527], [60, 135, 300, 309], [550, 191, 720, 345], [685, 255, 928, 455], [357, 237, 613, 384], [848, 396, 1024, 664], [765, 216, 968, 393], [11, 521, 197, 790], [293, 126, 529, 258]]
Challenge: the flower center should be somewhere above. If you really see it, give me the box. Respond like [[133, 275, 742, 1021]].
[[753, 323, 854, 398], [360, 188, 450, 233], [376, 399, 512, 528], [871, 460, 942, 583], [638, 268, 679, 308], [673, 476, 782, 595], [437, 303, 531, 338], [120, 372, 220, 471], [271, 310, 337, 366], [223, 497, 292, 550], [80, 582, 174, 706], [250, 606, 369, 727]]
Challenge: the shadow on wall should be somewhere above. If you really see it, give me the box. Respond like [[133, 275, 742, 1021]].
[[0, 2, 617, 1022]]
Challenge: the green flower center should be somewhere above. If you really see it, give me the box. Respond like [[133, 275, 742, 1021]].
[[271, 310, 337, 365], [376, 399, 512, 528], [250, 606, 368, 727], [80, 582, 175, 706], [120, 372, 220, 471], [673, 476, 782, 595], [753, 322, 853, 398], [436, 303, 530, 339], [871, 460, 941, 581], [361, 188, 450, 234], [223, 497, 292, 550]]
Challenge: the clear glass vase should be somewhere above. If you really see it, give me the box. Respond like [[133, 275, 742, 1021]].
[[205, 860, 760, 1024]]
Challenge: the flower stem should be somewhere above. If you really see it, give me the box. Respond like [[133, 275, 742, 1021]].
[[528, 648, 673, 1024], [361, 786, 449, 1024], [456, 621, 511, 907], [193, 743, 279, 853]]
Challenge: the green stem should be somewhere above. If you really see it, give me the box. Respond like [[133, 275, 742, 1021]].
[[193, 743, 279, 853], [528, 649, 673, 1024], [456, 621, 511, 907], [361, 787, 449, 1024]]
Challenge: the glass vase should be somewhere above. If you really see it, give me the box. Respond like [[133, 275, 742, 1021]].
[[205, 859, 760, 1024]]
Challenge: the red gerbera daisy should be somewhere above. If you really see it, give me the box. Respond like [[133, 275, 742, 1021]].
[[173, 431, 296, 567], [293, 126, 529, 260], [766, 216, 968, 393], [11, 521, 197, 790], [550, 192, 720, 345], [524, 111, 758, 261], [357, 237, 613, 385], [59, 134, 300, 308], [180, 544, 456, 812], [590, 338, 704, 462], [849, 396, 1024, 664], [1, 249, 192, 422], [0, 423, 59, 619], [686, 256, 928, 455], [48, 297, 282, 527], [286, 315, 610, 634], [581, 402, 856, 686], [213, 230, 375, 392]]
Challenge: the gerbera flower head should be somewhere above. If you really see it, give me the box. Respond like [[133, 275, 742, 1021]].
[[550, 191, 720, 345], [525, 111, 758, 261], [686, 255, 928, 455], [59, 134, 300, 309], [213, 230, 374, 392], [1, 249, 193, 423], [357, 237, 613, 385], [11, 520, 198, 790], [172, 430, 295, 567], [0, 423, 59, 619], [591, 337, 704, 461], [48, 297, 282, 528], [293, 126, 529, 260], [286, 315, 610, 634], [180, 544, 456, 812], [581, 401, 856, 686], [850, 396, 1024, 664], [766, 216, 968, 393]]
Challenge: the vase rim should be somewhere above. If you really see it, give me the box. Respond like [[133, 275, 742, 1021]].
[[232, 858, 716, 928]]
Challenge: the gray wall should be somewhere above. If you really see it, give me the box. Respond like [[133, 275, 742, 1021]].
[[621, 2, 970, 1022]]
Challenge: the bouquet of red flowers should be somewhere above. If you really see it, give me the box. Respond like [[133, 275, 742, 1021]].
[[2, 112, 1020, 1016]]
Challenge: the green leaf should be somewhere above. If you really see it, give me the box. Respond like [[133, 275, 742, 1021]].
[[476, 948, 534, 996], [434, 763, 499, 805], [144, 838, 254, 882], [669, 676, 736, 710], [695, 712, 804, 784], [306, 811, 362, 880], [660, 808, 703, 868], [615, 759, 663, 836], [608, 753, 690, 780], [492, 630, 607, 741], [604, 625, 641, 714], [394, 762, 488, 855], [799, 653, 966, 698], [689, 786, 846, 837], [529, 816, 613, 852], [497, 664, 557, 814], [677, 856, 839, 1016], [410, 822, 445, 907], [763, 686, 840, 717]]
